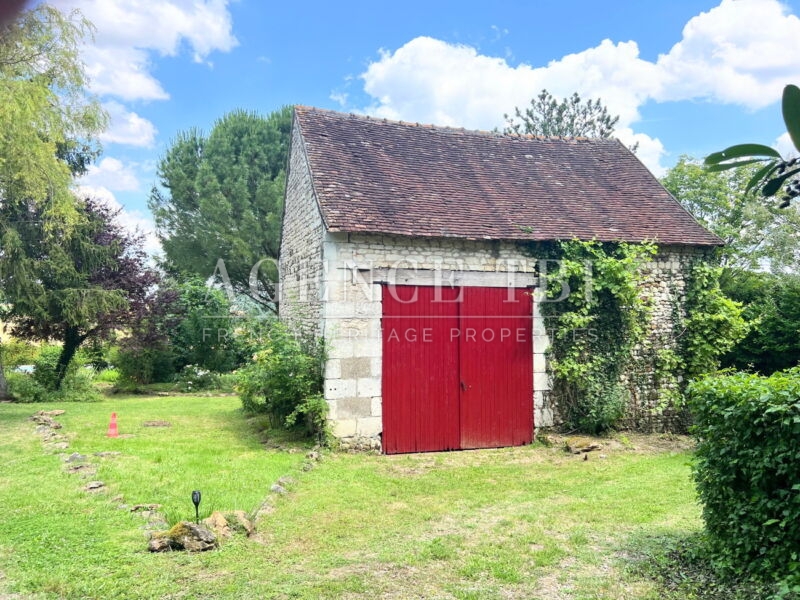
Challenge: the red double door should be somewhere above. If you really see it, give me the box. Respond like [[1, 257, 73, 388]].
[[381, 285, 534, 454]]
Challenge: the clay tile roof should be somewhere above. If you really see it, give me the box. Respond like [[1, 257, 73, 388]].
[[293, 106, 722, 246]]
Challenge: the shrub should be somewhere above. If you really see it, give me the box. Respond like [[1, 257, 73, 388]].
[[235, 322, 327, 441], [32, 345, 72, 391], [94, 367, 120, 384], [689, 369, 800, 586], [8, 366, 101, 403], [110, 346, 175, 389], [6, 371, 47, 403], [175, 364, 220, 392]]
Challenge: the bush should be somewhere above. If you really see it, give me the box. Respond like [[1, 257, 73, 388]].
[[174, 364, 221, 392], [721, 271, 800, 375], [689, 369, 800, 587], [8, 366, 101, 403], [110, 346, 175, 389], [6, 371, 47, 403], [94, 367, 120, 384], [235, 322, 327, 441], [32, 344, 69, 391]]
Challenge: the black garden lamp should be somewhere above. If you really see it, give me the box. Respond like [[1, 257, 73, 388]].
[[191, 490, 201, 524]]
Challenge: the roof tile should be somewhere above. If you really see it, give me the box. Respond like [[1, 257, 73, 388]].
[[293, 106, 722, 246]]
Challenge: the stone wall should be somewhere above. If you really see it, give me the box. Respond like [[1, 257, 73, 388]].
[[278, 120, 325, 338], [539, 245, 710, 433], [320, 233, 550, 449]]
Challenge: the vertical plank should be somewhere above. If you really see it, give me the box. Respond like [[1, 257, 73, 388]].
[[381, 285, 460, 454], [459, 287, 533, 449]]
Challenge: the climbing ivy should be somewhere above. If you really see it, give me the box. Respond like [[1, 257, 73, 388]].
[[538, 240, 656, 433], [536, 242, 748, 434]]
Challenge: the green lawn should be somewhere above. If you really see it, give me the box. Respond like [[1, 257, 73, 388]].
[[0, 395, 702, 599]]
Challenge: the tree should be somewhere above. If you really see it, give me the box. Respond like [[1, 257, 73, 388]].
[[1, 198, 160, 390], [169, 278, 244, 374], [719, 271, 800, 375], [503, 89, 619, 138], [705, 84, 800, 206], [0, 5, 106, 398], [662, 156, 800, 275], [149, 107, 292, 311], [0, 5, 105, 215]]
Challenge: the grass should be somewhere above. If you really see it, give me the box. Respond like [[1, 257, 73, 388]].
[[0, 395, 706, 599]]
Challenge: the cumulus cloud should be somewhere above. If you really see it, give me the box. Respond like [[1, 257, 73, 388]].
[[75, 185, 162, 256], [99, 101, 157, 147], [775, 132, 800, 159], [53, 0, 237, 101], [79, 157, 140, 192], [355, 0, 800, 175], [656, 0, 800, 108]]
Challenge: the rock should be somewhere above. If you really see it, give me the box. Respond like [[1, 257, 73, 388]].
[[301, 462, 313, 472], [67, 464, 93, 474], [39, 409, 65, 417], [203, 511, 232, 539], [231, 510, 255, 537], [166, 521, 217, 552], [94, 451, 121, 458], [64, 452, 87, 463], [84, 481, 105, 491], [147, 536, 173, 552], [142, 420, 171, 427], [306, 450, 321, 461], [565, 437, 602, 454], [30, 414, 61, 429], [277, 476, 295, 486], [49, 442, 70, 450], [270, 484, 287, 495], [130, 503, 161, 512]]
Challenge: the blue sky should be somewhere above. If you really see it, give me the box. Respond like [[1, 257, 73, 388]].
[[48, 0, 800, 252]]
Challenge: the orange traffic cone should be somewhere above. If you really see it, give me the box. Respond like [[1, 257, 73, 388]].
[[107, 412, 118, 438]]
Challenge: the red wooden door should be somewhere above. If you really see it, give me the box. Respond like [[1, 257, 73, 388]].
[[459, 287, 533, 449], [382, 285, 461, 454], [382, 285, 533, 454]]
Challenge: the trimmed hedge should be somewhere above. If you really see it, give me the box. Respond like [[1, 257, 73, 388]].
[[689, 369, 800, 584]]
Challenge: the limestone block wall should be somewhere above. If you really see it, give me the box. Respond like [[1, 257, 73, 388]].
[[278, 121, 325, 337], [320, 233, 549, 449]]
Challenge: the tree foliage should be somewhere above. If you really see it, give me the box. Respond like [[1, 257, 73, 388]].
[[149, 107, 292, 310], [1, 199, 160, 390], [720, 271, 800, 375], [503, 89, 619, 138], [0, 5, 106, 397], [169, 278, 243, 374], [0, 5, 106, 215], [662, 156, 800, 274], [705, 84, 800, 206]]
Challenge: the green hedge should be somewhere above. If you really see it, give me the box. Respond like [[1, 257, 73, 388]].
[[689, 369, 800, 585]]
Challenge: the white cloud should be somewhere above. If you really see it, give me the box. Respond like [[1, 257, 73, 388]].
[[775, 132, 800, 158], [75, 185, 162, 256], [99, 101, 157, 147], [79, 157, 140, 192], [656, 0, 800, 108], [355, 0, 800, 176], [53, 0, 238, 102]]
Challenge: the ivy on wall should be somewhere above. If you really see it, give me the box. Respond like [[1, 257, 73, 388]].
[[534, 240, 747, 434], [537, 240, 656, 433]]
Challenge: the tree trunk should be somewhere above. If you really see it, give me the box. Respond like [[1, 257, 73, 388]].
[[55, 327, 85, 391], [0, 349, 9, 400]]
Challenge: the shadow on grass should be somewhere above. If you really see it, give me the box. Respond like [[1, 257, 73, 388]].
[[622, 531, 782, 599]]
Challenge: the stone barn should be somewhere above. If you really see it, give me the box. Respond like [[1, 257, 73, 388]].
[[279, 106, 721, 453]]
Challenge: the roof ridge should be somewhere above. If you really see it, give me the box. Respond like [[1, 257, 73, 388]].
[[293, 105, 610, 143]]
